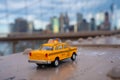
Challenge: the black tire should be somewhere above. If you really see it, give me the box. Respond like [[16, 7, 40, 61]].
[[53, 58, 59, 67], [71, 53, 76, 61], [36, 63, 42, 67]]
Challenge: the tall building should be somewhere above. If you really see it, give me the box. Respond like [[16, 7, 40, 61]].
[[64, 13, 69, 26], [46, 23, 52, 32], [9, 23, 15, 33], [79, 19, 90, 31], [59, 13, 70, 33], [51, 16, 59, 33], [110, 3, 116, 30], [74, 24, 77, 32], [69, 25, 74, 32], [14, 18, 29, 32], [59, 13, 64, 33], [90, 18, 96, 31], [28, 21, 34, 33], [77, 13, 83, 31], [64, 13, 70, 32], [103, 12, 111, 30]]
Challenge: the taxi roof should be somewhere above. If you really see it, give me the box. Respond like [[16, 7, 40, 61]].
[[42, 38, 67, 47], [42, 42, 66, 46]]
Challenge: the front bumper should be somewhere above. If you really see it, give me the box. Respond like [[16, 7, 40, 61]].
[[28, 60, 52, 64]]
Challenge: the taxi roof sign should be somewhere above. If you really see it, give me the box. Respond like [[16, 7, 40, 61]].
[[48, 38, 61, 44]]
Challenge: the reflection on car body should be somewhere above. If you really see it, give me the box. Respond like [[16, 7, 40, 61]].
[[28, 38, 77, 67]]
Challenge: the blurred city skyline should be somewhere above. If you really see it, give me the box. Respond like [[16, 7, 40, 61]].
[[0, 0, 120, 33]]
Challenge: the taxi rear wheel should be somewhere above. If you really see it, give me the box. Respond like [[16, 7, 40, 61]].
[[36, 63, 42, 67], [36, 63, 46, 68], [71, 53, 76, 61], [53, 58, 59, 67]]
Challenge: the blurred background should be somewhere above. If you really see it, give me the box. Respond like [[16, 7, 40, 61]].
[[0, 0, 120, 56]]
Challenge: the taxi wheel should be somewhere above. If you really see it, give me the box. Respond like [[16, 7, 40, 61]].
[[36, 63, 42, 67], [71, 53, 76, 61], [53, 58, 59, 67]]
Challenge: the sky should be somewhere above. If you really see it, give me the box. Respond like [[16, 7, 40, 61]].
[[0, 0, 120, 33]]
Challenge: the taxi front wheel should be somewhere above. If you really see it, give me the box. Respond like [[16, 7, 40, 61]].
[[53, 58, 59, 67], [71, 53, 76, 61]]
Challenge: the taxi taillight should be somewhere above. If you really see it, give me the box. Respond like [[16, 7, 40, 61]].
[[29, 52, 32, 56], [45, 53, 48, 58]]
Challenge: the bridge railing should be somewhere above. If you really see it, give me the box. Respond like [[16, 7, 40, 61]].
[[0, 30, 120, 55]]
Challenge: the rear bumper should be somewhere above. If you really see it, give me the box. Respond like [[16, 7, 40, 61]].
[[28, 60, 52, 64]]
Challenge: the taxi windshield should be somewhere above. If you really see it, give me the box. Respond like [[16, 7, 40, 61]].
[[40, 46, 53, 50]]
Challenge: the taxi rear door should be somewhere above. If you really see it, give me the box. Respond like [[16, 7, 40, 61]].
[[54, 44, 65, 60], [62, 44, 70, 59]]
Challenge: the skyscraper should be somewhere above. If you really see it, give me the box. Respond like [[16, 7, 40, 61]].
[[46, 23, 52, 32], [14, 18, 28, 32], [77, 13, 83, 31], [59, 13, 64, 33], [80, 19, 90, 31], [103, 12, 111, 30], [64, 13, 69, 27], [10, 18, 29, 32], [52, 16, 59, 33], [110, 3, 116, 30], [28, 21, 34, 33], [90, 18, 96, 31], [64, 13, 70, 32], [77, 13, 89, 31], [59, 13, 70, 33], [9, 23, 15, 32]]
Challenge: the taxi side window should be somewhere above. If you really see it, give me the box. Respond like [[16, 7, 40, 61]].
[[64, 44, 68, 48], [55, 46, 58, 50], [58, 45, 62, 49], [55, 45, 62, 50]]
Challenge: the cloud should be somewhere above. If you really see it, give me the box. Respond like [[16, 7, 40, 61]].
[[26, 0, 107, 15], [68, 0, 107, 11], [34, 19, 48, 30], [0, 4, 5, 10], [0, 13, 6, 17], [0, 19, 8, 24], [7, 1, 26, 10], [26, 15, 36, 21], [117, 19, 120, 29], [0, 0, 108, 30], [0, 0, 40, 10], [70, 20, 76, 25], [95, 12, 104, 25], [85, 13, 93, 22]]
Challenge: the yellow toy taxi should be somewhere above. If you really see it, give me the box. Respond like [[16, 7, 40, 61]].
[[28, 38, 77, 67]]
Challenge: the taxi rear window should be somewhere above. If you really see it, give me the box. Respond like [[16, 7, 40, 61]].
[[40, 46, 53, 50]]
